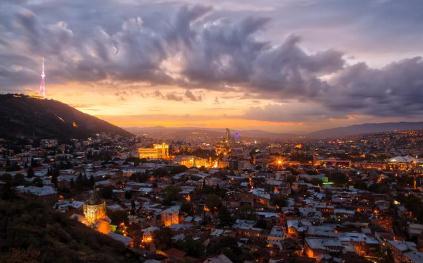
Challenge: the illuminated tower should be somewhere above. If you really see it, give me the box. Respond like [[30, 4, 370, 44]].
[[225, 128, 231, 143], [39, 57, 46, 98]]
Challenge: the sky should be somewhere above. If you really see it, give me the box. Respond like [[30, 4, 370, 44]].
[[0, 0, 423, 133]]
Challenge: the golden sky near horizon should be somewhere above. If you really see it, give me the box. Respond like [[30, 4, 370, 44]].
[[42, 82, 303, 132], [3, 0, 423, 133], [31, 81, 411, 133]]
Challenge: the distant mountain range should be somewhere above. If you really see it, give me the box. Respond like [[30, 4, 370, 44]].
[[126, 126, 295, 141], [307, 122, 423, 138], [0, 94, 132, 140], [1, 94, 421, 141], [127, 122, 423, 140]]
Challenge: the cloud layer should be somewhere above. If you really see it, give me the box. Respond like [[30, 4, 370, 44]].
[[0, 0, 422, 122]]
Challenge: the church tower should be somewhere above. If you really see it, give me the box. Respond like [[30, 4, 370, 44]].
[[83, 186, 107, 226]]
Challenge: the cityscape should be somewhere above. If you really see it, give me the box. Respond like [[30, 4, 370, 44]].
[[1, 1, 423, 263]]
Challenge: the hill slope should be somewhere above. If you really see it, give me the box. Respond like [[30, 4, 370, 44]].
[[0, 196, 140, 263], [308, 122, 423, 138], [0, 94, 132, 140]]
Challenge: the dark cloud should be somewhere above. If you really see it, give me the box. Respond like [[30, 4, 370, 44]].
[[325, 57, 423, 117], [184, 90, 201, 101], [165, 93, 183, 101], [153, 90, 183, 101], [0, 1, 343, 91], [0, 0, 422, 120], [244, 102, 337, 122], [245, 57, 423, 121]]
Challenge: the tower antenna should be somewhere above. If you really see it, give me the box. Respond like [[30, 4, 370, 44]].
[[39, 57, 46, 98]]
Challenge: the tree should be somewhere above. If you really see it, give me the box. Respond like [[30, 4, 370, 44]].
[[207, 236, 251, 262], [328, 170, 349, 186], [32, 177, 43, 187], [254, 218, 267, 229], [27, 166, 34, 178], [238, 204, 255, 220], [286, 175, 297, 184], [51, 173, 58, 188], [124, 191, 132, 200], [399, 194, 423, 223], [176, 237, 204, 258], [218, 206, 234, 227], [75, 173, 84, 190], [108, 210, 128, 224], [130, 172, 149, 183], [0, 197, 140, 262], [89, 176, 95, 187], [99, 187, 113, 199], [354, 181, 368, 190], [3, 248, 40, 263], [168, 165, 188, 175], [154, 227, 173, 250], [205, 194, 222, 213], [1, 181, 16, 200], [162, 186, 181, 205], [310, 178, 322, 186], [181, 201, 194, 216], [13, 174, 25, 186], [270, 194, 287, 208], [153, 167, 169, 177]]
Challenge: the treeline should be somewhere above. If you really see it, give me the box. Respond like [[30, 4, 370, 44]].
[[0, 195, 140, 263]]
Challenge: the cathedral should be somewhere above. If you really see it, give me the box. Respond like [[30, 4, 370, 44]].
[[82, 187, 111, 233]]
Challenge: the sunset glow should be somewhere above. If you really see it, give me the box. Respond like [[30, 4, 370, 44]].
[[2, 0, 423, 132]]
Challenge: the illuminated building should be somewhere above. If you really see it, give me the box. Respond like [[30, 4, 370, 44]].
[[313, 158, 351, 168], [387, 155, 417, 170], [304, 238, 343, 260], [215, 142, 230, 157], [138, 143, 170, 159], [161, 205, 181, 227], [294, 143, 303, 149], [83, 187, 107, 226], [177, 155, 211, 168], [214, 159, 229, 168], [141, 226, 158, 244], [215, 128, 232, 157]]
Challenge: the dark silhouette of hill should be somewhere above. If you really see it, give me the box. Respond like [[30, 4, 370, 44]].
[[308, 122, 423, 138], [0, 196, 140, 263], [0, 94, 132, 140]]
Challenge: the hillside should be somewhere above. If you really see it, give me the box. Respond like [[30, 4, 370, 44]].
[[0, 94, 132, 140], [0, 196, 140, 263], [308, 122, 423, 138]]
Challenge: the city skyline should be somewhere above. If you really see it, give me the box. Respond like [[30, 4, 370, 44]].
[[1, 0, 423, 132]]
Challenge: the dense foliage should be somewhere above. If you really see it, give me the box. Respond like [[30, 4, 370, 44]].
[[0, 197, 139, 263]]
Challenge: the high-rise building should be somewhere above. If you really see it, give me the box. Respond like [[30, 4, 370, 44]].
[[215, 128, 232, 156]]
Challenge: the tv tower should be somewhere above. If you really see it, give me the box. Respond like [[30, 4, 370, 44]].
[[39, 57, 46, 98]]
